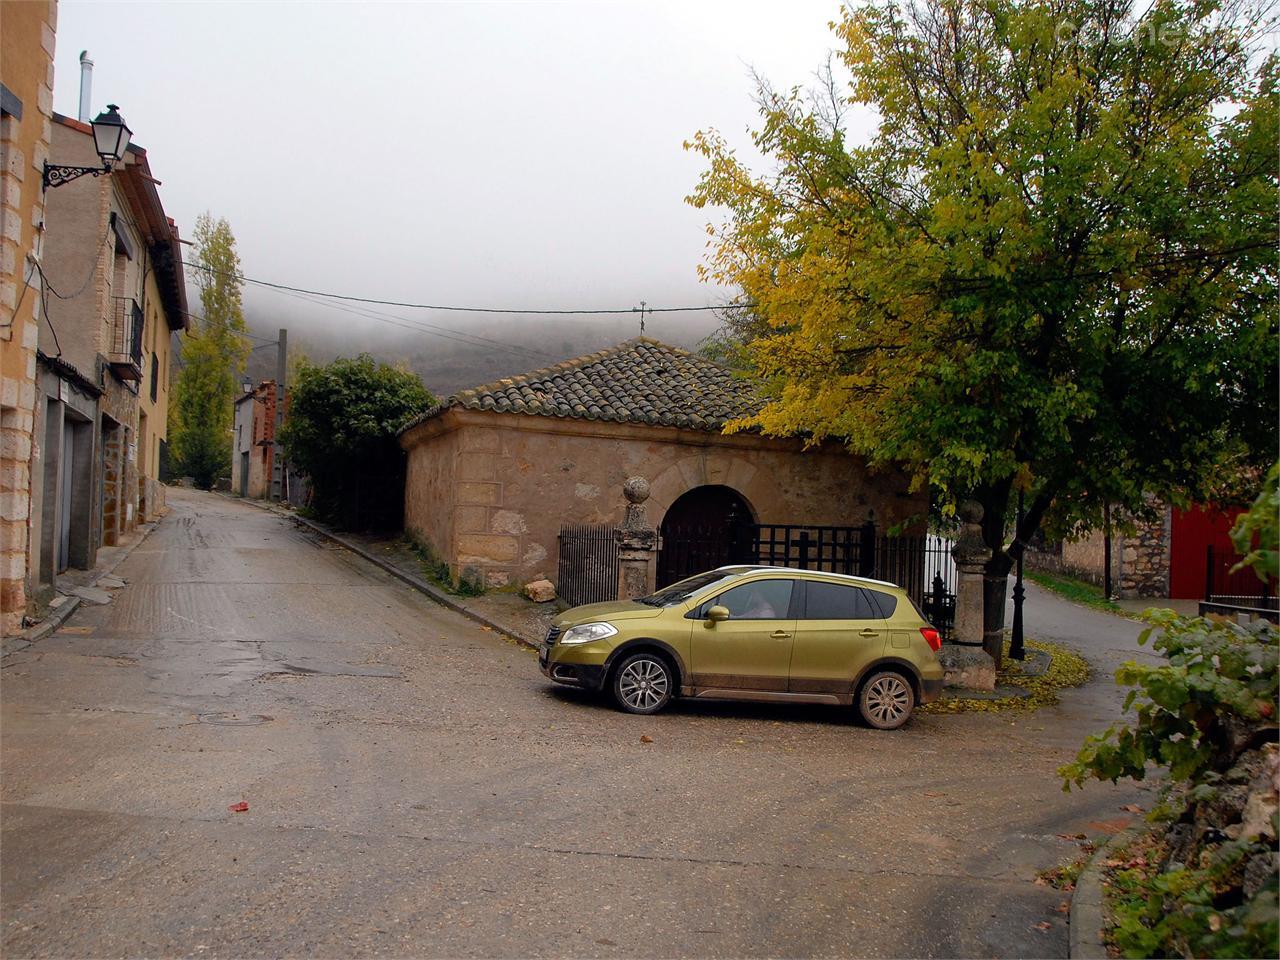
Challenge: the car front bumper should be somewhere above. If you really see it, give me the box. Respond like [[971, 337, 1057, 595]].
[[539, 644, 607, 691]]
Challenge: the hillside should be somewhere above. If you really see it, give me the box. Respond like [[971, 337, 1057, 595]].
[[238, 310, 721, 397]]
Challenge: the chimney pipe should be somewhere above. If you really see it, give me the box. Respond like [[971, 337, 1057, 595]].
[[78, 51, 94, 122]]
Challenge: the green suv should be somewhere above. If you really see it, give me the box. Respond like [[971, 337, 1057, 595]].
[[539, 566, 944, 729]]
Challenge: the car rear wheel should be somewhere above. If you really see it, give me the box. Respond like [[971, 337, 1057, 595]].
[[611, 652, 673, 715], [857, 670, 915, 730]]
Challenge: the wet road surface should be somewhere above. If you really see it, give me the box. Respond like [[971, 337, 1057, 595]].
[[1, 489, 1150, 958]]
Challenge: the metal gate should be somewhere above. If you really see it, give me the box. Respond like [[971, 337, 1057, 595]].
[[655, 522, 743, 589], [749, 523, 876, 576], [557, 523, 620, 607]]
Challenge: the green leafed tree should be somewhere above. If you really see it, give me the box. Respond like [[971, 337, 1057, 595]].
[[278, 355, 435, 530], [687, 0, 1278, 660], [169, 213, 250, 489]]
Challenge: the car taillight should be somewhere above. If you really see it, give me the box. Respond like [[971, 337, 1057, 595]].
[[920, 627, 942, 652]]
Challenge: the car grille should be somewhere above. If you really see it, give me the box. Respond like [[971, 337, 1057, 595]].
[[545, 626, 561, 646]]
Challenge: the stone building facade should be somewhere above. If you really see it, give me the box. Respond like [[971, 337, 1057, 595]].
[[0, 0, 57, 634], [26, 112, 186, 610], [400, 339, 926, 591]]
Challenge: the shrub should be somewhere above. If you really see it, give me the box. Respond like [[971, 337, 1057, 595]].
[[1061, 612, 1278, 958], [279, 355, 434, 530]]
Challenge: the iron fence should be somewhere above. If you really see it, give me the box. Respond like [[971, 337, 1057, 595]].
[[559, 517, 959, 635], [1203, 544, 1278, 621], [747, 523, 875, 576], [557, 523, 620, 607], [655, 522, 741, 588]]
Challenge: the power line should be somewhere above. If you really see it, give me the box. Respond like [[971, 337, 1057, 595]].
[[180, 259, 748, 316], [40, 224, 113, 301], [182, 288, 561, 363], [265, 285, 561, 361]]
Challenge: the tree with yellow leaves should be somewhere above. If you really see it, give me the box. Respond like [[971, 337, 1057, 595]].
[[688, 0, 1277, 658]]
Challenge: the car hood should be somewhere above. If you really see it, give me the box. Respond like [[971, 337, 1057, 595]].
[[555, 600, 666, 628]]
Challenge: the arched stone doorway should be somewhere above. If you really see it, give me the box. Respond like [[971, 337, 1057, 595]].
[[656, 485, 755, 587]]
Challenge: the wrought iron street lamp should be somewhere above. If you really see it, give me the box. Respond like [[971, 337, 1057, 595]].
[[1010, 487, 1026, 661], [42, 104, 133, 190]]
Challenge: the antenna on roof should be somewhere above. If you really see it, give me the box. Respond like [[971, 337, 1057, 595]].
[[635, 300, 650, 335]]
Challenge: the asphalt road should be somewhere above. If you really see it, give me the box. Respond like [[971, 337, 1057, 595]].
[[1, 489, 1152, 959]]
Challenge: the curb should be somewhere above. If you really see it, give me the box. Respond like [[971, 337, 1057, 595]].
[[224, 494, 544, 648], [1069, 824, 1145, 959], [1, 519, 161, 659]]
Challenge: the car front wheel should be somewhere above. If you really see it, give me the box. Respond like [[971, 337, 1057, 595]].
[[857, 670, 915, 730], [611, 652, 673, 715]]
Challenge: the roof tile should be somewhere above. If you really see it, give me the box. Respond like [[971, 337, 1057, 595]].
[[402, 337, 761, 434]]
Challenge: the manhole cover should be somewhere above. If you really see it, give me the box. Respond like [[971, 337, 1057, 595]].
[[197, 712, 274, 726]]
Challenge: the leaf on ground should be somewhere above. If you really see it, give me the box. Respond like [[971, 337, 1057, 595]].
[[1033, 921, 1052, 931], [640, 735, 654, 744], [1120, 803, 1144, 813]]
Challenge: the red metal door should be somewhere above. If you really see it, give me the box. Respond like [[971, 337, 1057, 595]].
[[1169, 505, 1245, 599]]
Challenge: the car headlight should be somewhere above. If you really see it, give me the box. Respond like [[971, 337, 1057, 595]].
[[559, 622, 618, 645]]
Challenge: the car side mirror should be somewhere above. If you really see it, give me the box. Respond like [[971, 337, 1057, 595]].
[[706, 605, 730, 624]]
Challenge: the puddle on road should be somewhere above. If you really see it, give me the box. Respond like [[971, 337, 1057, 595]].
[[260, 659, 403, 679], [197, 712, 275, 726]]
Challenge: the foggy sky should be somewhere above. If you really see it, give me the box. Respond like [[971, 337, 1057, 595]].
[[51, 0, 866, 350]]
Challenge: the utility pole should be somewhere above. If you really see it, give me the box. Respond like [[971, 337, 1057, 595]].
[[270, 327, 287, 502]]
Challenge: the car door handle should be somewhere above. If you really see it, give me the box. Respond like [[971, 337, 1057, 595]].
[[859, 628, 879, 637], [771, 630, 792, 640]]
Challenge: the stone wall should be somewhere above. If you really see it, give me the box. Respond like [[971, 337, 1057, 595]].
[[141, 474, 165, 522], [402, 408, 926, 589], [0, 0, 57, 634], [1119, 507, 1171, 599], [1026, 508, 1173, 600], [402, 423, 459, 573]]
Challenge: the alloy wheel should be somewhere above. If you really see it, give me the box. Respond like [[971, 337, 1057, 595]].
[[861, 673, 913, 729], [616, 656, 670, 713]]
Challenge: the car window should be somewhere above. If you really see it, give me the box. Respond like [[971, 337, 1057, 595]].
[[866, 590, 898, 618], [640, 571, 739, 607], [802, 582, 883, 620], [707, 579, 795, 620]]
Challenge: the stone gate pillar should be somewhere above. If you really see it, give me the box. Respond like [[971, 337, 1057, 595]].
[[938, 499, 997, 690], [616, 476, 660, 600]]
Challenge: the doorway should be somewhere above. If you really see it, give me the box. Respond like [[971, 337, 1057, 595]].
[[656, 485, 755, 588]]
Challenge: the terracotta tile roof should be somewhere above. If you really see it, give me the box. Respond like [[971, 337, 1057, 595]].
[[403, 337, 760, 433]]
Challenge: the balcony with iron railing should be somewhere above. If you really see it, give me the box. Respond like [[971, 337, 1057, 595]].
[[109, 296, 145, 381]]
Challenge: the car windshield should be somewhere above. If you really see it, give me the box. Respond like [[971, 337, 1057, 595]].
[[638, 570, 740, 607]]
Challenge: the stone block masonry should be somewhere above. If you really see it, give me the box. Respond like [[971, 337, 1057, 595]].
[[402, 408, 926, 590], [0, 0, 57, 633], [1120, 508, 1171, 598]]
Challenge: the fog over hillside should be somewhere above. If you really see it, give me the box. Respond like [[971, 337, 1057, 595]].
[[239, 301, 723, 398]]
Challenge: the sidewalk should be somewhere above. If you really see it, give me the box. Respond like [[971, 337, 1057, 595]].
[[1, 517, 161, 657], [225, 495, 564, 646]]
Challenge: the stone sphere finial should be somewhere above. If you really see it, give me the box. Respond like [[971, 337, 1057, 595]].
[[958, 499, 984, 524], [623, 476, 650, 504]]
